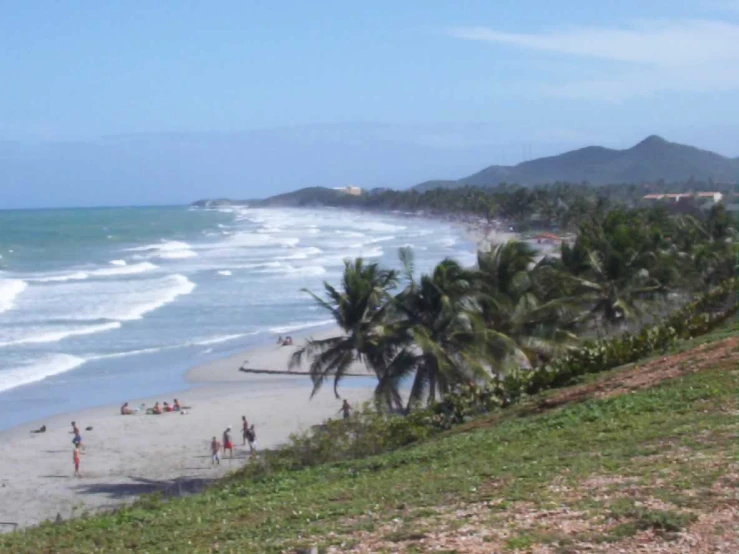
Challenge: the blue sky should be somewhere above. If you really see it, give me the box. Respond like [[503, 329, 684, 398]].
[[1, 1, 738, 206]]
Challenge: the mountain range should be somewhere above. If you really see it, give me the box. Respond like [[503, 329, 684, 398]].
[[414, 135, 739, 190]]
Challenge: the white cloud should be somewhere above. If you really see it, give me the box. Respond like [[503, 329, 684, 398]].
[[448, 20, 739, 66], [546, 64, 739, 101], [447, 19, 739, 100]]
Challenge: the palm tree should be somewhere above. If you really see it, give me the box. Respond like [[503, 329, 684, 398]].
[[472, 241, 578, 366], [377, 257, 499, 410], [289, 258, 399, 397]]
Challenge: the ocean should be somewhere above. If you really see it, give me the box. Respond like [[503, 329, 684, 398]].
[[0, 206, 475, 430]]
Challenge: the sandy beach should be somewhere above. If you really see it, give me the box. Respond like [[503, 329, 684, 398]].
[[0, 330, 374, 530]]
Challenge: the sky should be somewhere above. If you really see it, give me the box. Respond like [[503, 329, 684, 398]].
[[1, 0, 739, 207]]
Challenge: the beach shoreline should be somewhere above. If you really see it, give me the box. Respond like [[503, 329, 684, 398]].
[[0, 220, 516, 531]]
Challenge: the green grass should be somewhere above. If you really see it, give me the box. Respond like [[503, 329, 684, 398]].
[[2, 332, 736, 553]]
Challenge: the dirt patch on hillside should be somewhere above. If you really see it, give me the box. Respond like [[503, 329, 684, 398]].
[[537, 337, 738, 411]]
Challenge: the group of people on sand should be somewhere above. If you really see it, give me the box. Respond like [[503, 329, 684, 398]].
[[276, 335, 293, 346], [210, 416, 257, 466], [120, 399, 185, 415]]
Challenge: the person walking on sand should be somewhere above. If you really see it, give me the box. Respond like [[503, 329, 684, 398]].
[[222, 427, 233, 458], [73, 444, 81, 477], [241, 416, 250, 446], [210, 436, 221, 466], [339, 399, 352, 420], [245, 423, 257, 456]]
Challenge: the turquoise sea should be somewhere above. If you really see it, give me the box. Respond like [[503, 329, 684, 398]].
[[0, 206, 475, 430]]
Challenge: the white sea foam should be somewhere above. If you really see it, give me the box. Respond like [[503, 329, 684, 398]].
[[91, 262, 159, 277], [89, 333, 250, 361], [0, 354, 86, 393], [365, 236, 395, 244], [29, 262, 157, 283], [192, 334, 246, 346], [99, 274, 196, 321], [89, 345, 171, 361], [126, 240, 197, 261], [275, 247, 323, 260], [269, 319, 335, 334], [109, 259, 127, 266], [224, 232, 300, 250], [0, 322, 121, 348], [0, 279, 27, 313], [158, 250, 198, 260], [39, 274, 197, 322], [255, 263, 327, 278], [33, 271, 90, 283], [355, 221, 406, 232]]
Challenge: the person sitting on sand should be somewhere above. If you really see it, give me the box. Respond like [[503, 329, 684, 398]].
[[163, 401, 172, 413], [121, 402, 135, 415], [282, 336, 293, 346], [222, 427, 233, 458], [73, 443, 81, 477], [210, 436, 221, 466], [152, 402, 163, 415], [173, 399, 181, 411], [276, 335, 283, 345]]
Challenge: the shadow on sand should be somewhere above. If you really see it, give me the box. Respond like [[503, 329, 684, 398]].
[[73, 476, 215, 500]]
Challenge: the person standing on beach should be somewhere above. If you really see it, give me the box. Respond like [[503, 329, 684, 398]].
[[210, 436, 221, 466], [222, 427, 233, 458], [73, 444, 81, 477], [339, 399, 352, 420]]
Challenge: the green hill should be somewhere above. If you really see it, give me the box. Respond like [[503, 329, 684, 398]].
[[3, 325, 736, 553], [415, 135, 739, 190]]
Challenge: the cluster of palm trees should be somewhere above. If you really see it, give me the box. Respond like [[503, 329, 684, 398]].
[[290, 205, 736, 411], [325, 182, 737, 233]]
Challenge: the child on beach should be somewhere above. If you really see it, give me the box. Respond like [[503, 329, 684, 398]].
[[222, 427, 233, 458], [210, 436, 221, 465], [73, 444, 81, 477]]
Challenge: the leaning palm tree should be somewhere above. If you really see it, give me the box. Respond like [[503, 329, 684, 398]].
[[289, 258, 399, 397]]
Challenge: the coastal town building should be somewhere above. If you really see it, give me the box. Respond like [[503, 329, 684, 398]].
[[334, 186, 363, 196], [642, 192, 723, 204]]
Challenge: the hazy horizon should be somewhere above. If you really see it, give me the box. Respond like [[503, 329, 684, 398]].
[[2, 1, 739, 207]]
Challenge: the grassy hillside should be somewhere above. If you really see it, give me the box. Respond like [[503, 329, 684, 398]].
[[3, 325, 736, 553]]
